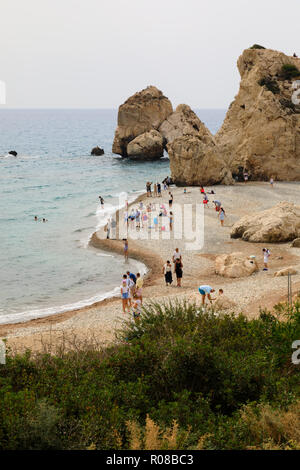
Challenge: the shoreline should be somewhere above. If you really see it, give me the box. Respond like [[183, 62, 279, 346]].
[[0, 190, 159, 334], [2, 182, 300, 345]]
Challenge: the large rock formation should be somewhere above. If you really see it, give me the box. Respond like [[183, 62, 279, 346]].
[[112, 86, 172, 157], [216, 48, 300, 180], [159, 104, 233, 185], [167, 133, 232, 186], [159, 104, 203, 144], [111, 47, 300, 184], [215, 252, 259, 278], [231, 202, 300, 242], [127, 130, 164, 160]]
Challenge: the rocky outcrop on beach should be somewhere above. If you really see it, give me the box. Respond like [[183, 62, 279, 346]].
[[127, 130, 164, 160], [91, 146, 104, 156], [274, 266, 298, 277], [292, 238, 300, 248], [159, 104, 203, 144], [216, 47, 300, 180], [112, 86, 172, 157], [231, 202, 300, 242], [112, 47, 300, 183], [215, 252, 259, 278], [167, 133, 232, 186]]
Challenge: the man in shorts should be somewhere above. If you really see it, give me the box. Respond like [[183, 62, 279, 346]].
[[198, 285, 216, 305]]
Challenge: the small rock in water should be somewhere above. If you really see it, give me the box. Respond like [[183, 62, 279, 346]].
[[8, 150, 18, 156], [91, 146, 104, 156]]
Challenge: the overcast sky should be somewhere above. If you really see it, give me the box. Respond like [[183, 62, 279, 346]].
[[1, 0, 299, 109]]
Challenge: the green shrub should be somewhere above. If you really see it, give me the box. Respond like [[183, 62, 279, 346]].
[[0, 300, 299, 449], [258, 77, 280, 94], [250, 44, 266, 50], [281, 64, 300, 80]]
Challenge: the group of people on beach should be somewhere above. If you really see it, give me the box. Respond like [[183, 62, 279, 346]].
[[120, 270, 143, 321], [124, 197, 174, 233], [163, 248, 183, 287], [146, 177, 173, 197]]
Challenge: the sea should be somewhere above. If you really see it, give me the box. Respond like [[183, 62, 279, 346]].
[[0, 108, 226, 324]]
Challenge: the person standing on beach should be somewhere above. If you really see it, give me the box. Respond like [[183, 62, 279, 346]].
[[121, 278, 130, 313], [99, 196, 104, 208], [136, 272, 143, 304], [262, 248, 270, 271], [163, 260, 173, 286], [173, 248, 181, 264], [146, 182, 152, 197], [168, 191, 173, 208], [124, 239, 128, 261], [157, 182, 161, 197], [243, 171, 248, 183], [154, 183, 158, 197], [174, 258, 183, 287], [219, 208, 225, 226], [213, 200, 221, 212], [270, 176, 274, 188], [198, 285, 216, 305], [169, 211, 173, 231]]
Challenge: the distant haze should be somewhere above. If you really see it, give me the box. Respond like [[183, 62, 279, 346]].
[[1, 0, 299, 109]]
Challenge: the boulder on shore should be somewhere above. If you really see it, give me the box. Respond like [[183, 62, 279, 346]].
[[91, 146, 104, 156], [215, 252, 259, 278], [231, 202, 300, 242], [112, 86, 173, 158], [291, 238, 300, 248], [274, 267, 298, 277], [127, 130, 164, 160]]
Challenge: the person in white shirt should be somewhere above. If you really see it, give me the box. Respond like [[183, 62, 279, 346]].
[[126, 275, 135, 305], [172, 248, 181, 263], [120, 279, 129, 313], [262, 248, 270, 271]]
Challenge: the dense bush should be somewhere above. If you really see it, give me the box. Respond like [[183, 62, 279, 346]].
[[250, 44, 266, 50], [280, 64, 300, 80], [258, 76, 280, 94], [0, 300, 300, 449]]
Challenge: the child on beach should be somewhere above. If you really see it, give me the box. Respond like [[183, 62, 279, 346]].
[[262, 248, 270, 271], [121, 279, 129, 313], [132, 294, 142, 323]]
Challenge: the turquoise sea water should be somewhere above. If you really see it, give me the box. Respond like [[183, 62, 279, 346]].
[[0, 109, 226, 324]]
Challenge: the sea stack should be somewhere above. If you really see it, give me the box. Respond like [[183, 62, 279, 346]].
[[112, 86, 173, 158]]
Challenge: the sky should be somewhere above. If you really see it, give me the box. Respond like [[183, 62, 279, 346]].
[[0, 0, 299, 109]]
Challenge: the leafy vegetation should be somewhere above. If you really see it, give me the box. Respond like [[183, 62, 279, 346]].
[[280, 64, 300, 80], [250, 44, 266, 50], [258, 76, 280, 94], [0, 300, 300, 449]]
